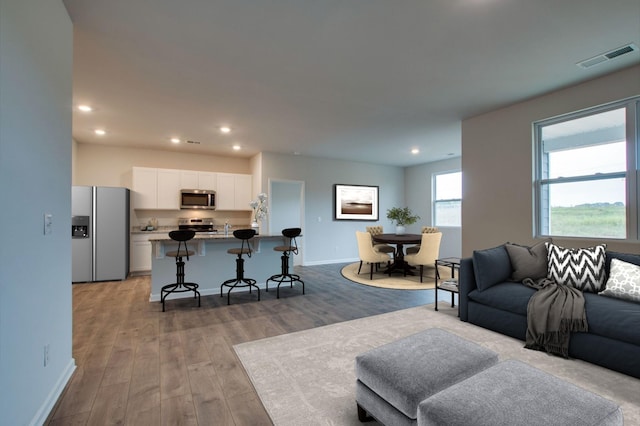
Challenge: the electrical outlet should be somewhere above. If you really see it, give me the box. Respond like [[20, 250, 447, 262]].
[[44, 344, 50, 367]]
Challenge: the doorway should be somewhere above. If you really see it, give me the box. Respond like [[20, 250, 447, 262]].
[[269, 179, 305, 265]]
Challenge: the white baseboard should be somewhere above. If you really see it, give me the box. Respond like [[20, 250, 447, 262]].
[[303, 257, 358, 266], [30, 358, 76, 426]]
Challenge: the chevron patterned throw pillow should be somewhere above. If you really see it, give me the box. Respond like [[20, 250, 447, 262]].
[[546, 243, 607, 292]]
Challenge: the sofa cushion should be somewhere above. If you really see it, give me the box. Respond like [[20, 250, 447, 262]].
[[472, 245, 512, 291], [505, 241, 548, 282], [546, 243, 607, 292], [600, 258, 640, 303], [583, 292, 640, 346], [468, 282, 536, 316]]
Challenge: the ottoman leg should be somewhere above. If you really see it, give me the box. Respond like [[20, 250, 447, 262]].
[[357, 403, 374, 422]]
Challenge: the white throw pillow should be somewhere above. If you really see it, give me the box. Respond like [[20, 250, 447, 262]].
[[601, 258, 640, 303]]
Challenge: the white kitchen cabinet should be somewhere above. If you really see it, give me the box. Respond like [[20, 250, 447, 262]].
[[156, 169, 181, 209], [132, 167, 180, 210], [198, 172, 217, 191], [180, 170, 199, 189], [133, 167, 241, 210], [130, 233, 153, 273], [132, 167, 158, 209], [216, 173, 252, 210], [216, 174, 235, 210], [234, 174, 252, 209], [180, 170, 217, 191]]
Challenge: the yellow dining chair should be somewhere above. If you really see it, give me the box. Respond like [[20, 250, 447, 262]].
[[356, 231, 392, 279], [406, 226, 439, 254], [366, 225, 396, 258], [404, 232, 442, 282]]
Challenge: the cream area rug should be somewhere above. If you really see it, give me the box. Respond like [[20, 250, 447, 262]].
[[234, 304, 640, 426], [340, 262, 452, 290]]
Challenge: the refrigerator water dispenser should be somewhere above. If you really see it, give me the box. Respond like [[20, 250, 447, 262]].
[[72, 215, 89, 238]]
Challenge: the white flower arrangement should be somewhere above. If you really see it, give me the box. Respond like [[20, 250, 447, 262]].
[[249, 192, 268, 223]]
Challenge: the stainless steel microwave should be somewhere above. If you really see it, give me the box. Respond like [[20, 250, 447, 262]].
[[180, 189, 216, 210]]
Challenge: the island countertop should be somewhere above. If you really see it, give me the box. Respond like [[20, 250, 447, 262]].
[[147, 233, 282, 242], [148, 233, 299, 303]]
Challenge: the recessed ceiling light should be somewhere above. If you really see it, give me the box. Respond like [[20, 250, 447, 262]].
[[232, 144, 241, 151], [78, 105, 93, 112], [94, 129, 106, 136], [411, 148, 420, 155], [170, 138, 181, 144], [220, 126, 231, 134]]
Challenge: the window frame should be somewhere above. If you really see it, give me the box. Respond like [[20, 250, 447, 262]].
[[433, 170, 462, 228], [533, 96, 639, 240]]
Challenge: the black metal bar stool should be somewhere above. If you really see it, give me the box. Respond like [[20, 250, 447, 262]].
[[266, 227, 305, 298], [220, 228, 260, 305], [161, 230, 201, 312]]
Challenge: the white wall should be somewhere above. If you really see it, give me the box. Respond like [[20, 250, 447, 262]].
[[461, 65, 640, 257], [0, 0, 74, 424], [260, 152, 405, 264], [405, 157, 462, 258]]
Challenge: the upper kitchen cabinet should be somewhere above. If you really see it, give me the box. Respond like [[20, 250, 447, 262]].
[[180, 170, 217, 191], [157, 169, 181, 209], [132, 167, 158, 209], [132, 167, 180, 210], [216, 173, 252, 210]]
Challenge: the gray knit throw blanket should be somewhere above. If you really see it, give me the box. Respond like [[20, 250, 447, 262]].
[[522, 277, 588, 358]]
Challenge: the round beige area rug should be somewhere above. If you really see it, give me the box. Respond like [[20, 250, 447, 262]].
[[340, 262, 451, 290]]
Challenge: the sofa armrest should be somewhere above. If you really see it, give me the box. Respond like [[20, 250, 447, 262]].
[[459, 257, 477, 322]]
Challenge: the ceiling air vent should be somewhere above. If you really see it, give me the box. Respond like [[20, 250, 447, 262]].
[[186, 140, 201, 145], [577, 43, 639, 69]]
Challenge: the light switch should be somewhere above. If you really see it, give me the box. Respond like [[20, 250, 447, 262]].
[[44, 213, 53, 235]]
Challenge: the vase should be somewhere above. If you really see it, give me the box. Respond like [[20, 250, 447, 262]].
[[395, 225, 406, 235], [251, 221, 260, 234]]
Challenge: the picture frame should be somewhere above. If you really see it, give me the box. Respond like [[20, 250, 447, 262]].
[[334, 184, 379, 221]]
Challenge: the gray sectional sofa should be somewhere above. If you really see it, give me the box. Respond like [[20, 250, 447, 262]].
[[459, 247, 640, 379]]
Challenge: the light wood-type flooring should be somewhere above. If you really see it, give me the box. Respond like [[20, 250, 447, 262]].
[[47, 263, 436, 425]]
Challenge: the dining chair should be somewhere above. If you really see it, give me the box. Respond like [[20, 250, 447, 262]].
[[404, 232, 442, 282], [406, 226, 439, 254], [356, 231, 392, 279], [366, 225, 396, 258]]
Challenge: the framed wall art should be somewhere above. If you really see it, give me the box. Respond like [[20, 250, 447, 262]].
[[334, 184, 379, 221]]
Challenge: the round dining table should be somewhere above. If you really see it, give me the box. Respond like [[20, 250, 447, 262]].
[[371, 233, 422, 275]]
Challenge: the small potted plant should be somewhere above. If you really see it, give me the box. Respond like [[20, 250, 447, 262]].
[[386, 207, 420, 235]]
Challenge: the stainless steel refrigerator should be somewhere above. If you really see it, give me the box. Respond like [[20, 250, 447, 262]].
[[72, 186, 130, 282]]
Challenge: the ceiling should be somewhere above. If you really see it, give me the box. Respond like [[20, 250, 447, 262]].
[[62, 0, 640, 167]]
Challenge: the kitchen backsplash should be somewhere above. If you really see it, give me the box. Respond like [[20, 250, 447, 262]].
[[132, 209, 251, 231]]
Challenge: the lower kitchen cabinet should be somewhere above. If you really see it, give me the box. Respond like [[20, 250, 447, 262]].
[[130, 233, 153, 274]]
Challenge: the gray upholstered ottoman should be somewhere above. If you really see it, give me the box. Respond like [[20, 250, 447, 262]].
[[418, 359, 623, 426], [355, 328, 499, 425]]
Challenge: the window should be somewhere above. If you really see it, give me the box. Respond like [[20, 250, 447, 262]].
[[534, 97, 639, 239], [434, 171, 461, 227]]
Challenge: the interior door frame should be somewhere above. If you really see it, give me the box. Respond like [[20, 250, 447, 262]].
[[268, 178, 305, 266]]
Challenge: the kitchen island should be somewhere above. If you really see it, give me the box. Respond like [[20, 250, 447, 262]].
[[148, 233, 288, 302]]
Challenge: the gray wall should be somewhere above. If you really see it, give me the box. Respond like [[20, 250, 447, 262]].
[[0, 0, 74, 424], [260, 152, 405, 264], [405, 157, 462, 258], [461, 65, 640, 257]]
